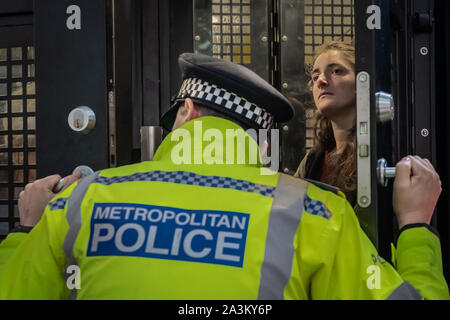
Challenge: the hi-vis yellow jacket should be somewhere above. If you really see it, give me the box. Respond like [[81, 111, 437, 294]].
[[0, 117, 448, 300]]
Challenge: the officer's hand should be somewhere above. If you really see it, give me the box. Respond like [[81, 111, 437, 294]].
[[393, 156, 442, 229], [18, 172, 82, 227]]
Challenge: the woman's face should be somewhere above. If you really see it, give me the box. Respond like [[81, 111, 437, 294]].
[[311, 50, 356, 118]]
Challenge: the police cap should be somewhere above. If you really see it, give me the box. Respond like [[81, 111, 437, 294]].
[[160, 53, 294, 131]]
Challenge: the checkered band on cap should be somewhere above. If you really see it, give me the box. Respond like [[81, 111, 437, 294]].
[[177, 78, 274, 129]]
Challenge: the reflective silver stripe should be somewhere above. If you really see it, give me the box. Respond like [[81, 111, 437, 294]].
[[386, 281, 423, 300], [258, 174, 308, 300], [62, 171, 99, 300]]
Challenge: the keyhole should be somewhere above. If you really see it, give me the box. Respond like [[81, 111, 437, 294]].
[[74, 119, 82, 129]]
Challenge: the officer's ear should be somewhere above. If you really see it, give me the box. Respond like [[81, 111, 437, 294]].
[[184, 98, 202, 122], [172, 98, 202, 130]]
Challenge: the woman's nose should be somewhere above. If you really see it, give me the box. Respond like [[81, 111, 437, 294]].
[[317, 74, 328, 87]]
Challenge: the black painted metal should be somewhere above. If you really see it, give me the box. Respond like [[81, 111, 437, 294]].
[[434, 0, 450, 284], [0, 1, 34, 239], [354, 0, 393, 252], [35, 0, 110, 177]]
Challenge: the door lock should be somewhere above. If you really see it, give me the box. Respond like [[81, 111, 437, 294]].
[[375, 92, 395, 123], [377, 158, 396, 187], [68, 106, 96, 134]]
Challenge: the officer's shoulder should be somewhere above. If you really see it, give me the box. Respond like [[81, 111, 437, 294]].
[[302, 178, 341, 195]]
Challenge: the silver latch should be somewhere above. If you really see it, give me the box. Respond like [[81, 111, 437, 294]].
[[377, 158, 396, 187], [68, 106, 96, 134], [140, 126, 163, 161], [375, 92, 395, 123], [356, 71, 372, 208]]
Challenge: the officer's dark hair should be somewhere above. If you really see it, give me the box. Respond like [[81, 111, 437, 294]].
[[196, 104, 252, 131], [191, 102, 271, 146]]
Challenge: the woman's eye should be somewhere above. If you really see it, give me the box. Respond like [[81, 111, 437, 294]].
[[333, 69, 343, 75], [312, 75, 319, 81]]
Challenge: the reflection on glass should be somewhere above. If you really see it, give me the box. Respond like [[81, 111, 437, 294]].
[[0, 118, 7, 131], [0, 152, 7, 165], [27, 99, 35, 112], [12, 65, 22, 78], [0, 223, 8, 235], [12, 152, 23, 165], [0, 188, 7, 201], [27, 46, 35, 60], [12, 117, 23, 130], [27, 82, 35, 95], [14, 187, 23, 200], [28, 117, 35, 130], [11, 47, 22, 61], [0, 83, 7, 96], [0, 100, 7, 113], [0, 135, 7, 148], [0, 66, 6, 79], [28, 151, 36, 165], [28, 134, 35, 147], [29, 169, 36, 182], [12, 100, 22, 113], [28, 64, 35, 78], [0, 48, 6, 62], [14, 169, 24, 182], [12, 135, 23, 148], [11, 82, 23, 96], [0, 169, 7, 182]]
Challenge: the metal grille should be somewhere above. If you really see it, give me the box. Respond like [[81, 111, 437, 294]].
[[0, 46, 36, 239], [303, 0, 355, 150], [211, 0, 252, 64]]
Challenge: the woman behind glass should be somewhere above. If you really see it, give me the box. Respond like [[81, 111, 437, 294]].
[[295, 41, 357, 207]]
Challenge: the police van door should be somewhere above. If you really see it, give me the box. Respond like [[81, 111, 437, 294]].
[[34, 0, 116, 179], [354, 0, 394, 256]]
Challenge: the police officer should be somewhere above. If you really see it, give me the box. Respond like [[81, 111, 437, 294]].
[[0, 53, 448, 299]]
